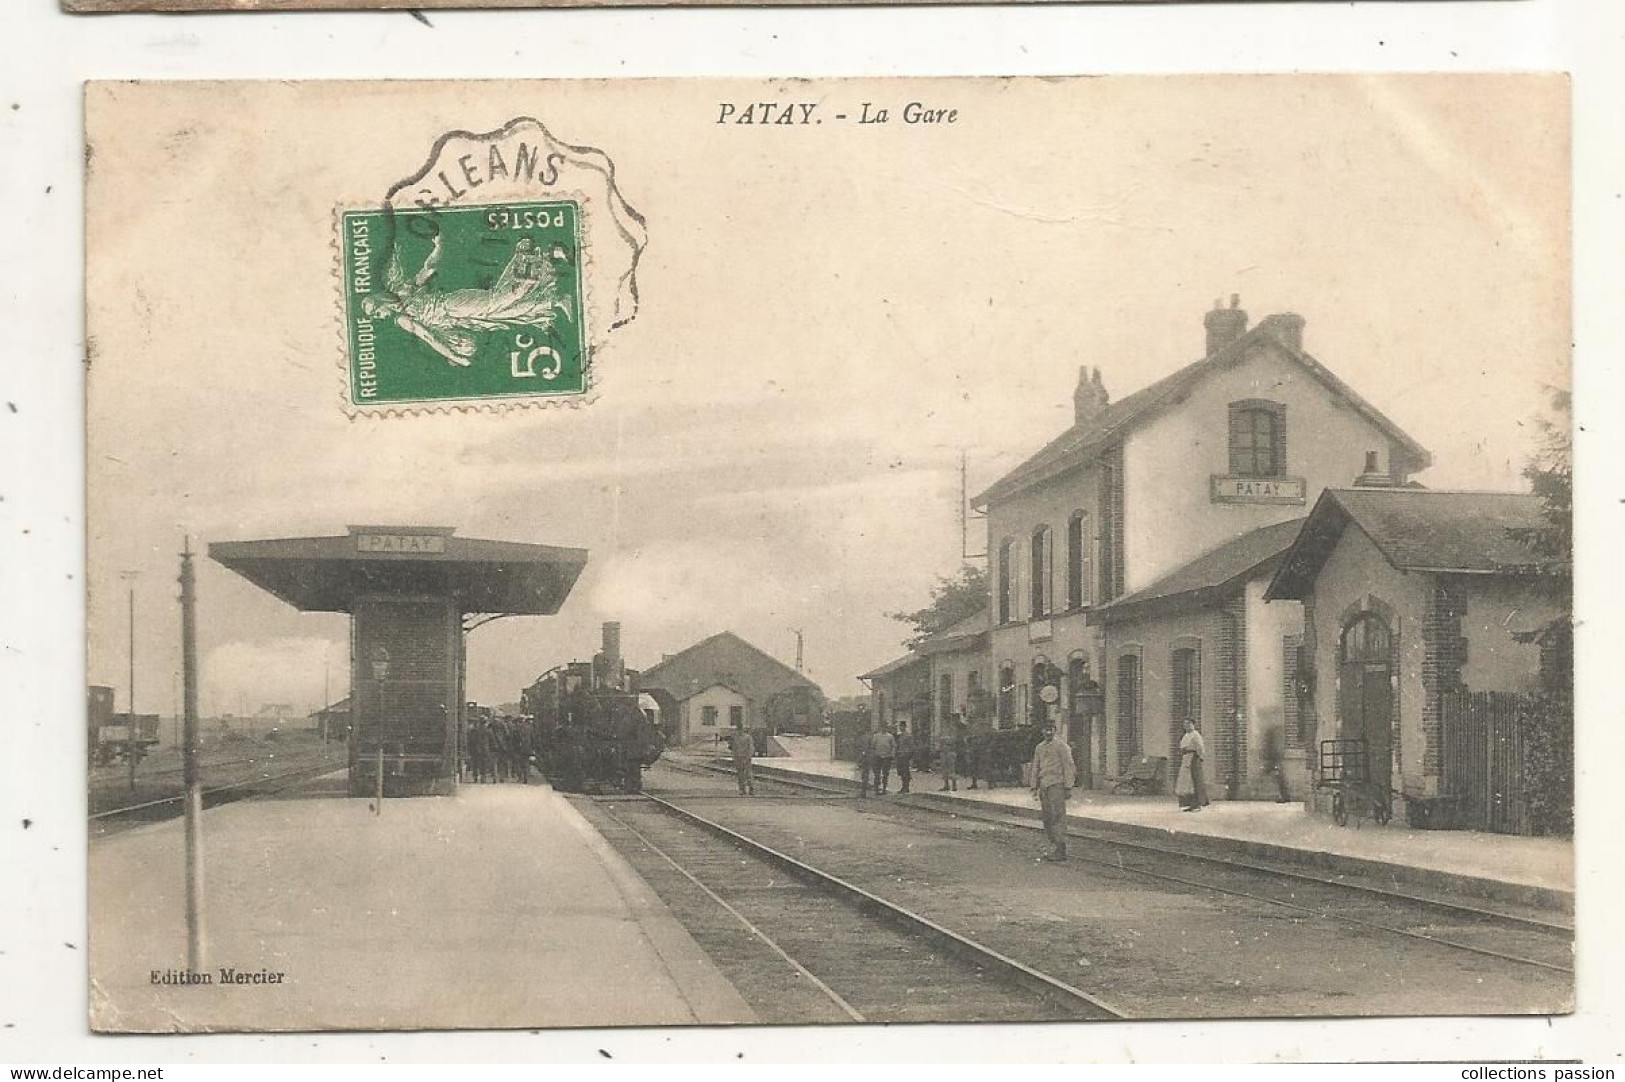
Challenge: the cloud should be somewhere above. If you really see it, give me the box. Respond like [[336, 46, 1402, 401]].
[[202, 637, 347, 717]]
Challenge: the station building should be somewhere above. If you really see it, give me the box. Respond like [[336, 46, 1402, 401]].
[[861, 608, 991, 762], [967, 300, 1432, 797]]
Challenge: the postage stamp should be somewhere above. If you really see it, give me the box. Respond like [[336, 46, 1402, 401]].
[[339, 118, 646, 414], [342, 201, 588, 404]]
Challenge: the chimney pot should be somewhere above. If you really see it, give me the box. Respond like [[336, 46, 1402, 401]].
[[1354, 450, 1394, 487], [1203, 296, 1249, 357], [1073, 365, 1109, 426]]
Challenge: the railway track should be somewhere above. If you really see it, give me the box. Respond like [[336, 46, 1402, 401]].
[[89, 759, 347, 824], [655, 760, 1573, 980], [587, 791, 1127, 1023]]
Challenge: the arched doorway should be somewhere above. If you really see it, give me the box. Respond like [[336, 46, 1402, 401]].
[[1339, 613, 1395, 795]]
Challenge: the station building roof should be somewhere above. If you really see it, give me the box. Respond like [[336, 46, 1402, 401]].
[[1266, 488, 1564, 600], [858, 652, 928, 682], [1088, 518, 1306, 625], [209, 525, 588, 615], [972, 315, 1432, 509]]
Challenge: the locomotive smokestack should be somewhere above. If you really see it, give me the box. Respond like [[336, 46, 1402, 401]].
[[596, 622, 625, 690]]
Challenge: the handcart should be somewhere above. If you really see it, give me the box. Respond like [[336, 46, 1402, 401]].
[[1317, 737, 1392, 826]]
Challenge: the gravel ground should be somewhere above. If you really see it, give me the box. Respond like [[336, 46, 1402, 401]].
[[632, 763, 1572, 1021]]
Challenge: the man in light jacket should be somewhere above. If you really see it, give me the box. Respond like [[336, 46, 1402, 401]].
[[869, 726, 897, 794], [1030, 722, 1076, 862]]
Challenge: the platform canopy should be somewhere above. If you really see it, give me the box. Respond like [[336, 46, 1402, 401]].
[[209, 526, 589, 615]]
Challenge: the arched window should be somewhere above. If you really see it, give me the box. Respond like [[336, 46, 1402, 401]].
[[1067, 654, 1091, 718], [997, 538, 1014, 624], [1228, 400, 1287, 477], [1066, 510, 1090, 610], [1116, 652, 1143, 770], [1341, 613, 1392, 664], [1030, 525, 1053, 618], [1031, 658, 1057, 725]]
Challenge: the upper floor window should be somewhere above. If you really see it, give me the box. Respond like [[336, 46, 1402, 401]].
[[997, 538, 1015, 623], [1228, 400, 1287, 477], [1066, 511, 1090, 610], [1030, 525, 1054, 618]]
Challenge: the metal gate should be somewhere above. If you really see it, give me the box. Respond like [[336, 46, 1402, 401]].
[[1441, 690, 1530, 834]]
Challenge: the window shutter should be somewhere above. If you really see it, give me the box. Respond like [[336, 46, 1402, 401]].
[[1274, 404, 1288, 476]]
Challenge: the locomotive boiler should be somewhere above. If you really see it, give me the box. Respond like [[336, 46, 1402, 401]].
[[522, 622, 664, 793]]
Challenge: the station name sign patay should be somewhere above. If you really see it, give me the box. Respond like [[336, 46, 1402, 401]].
[[356, 533, 448, 555], [1210, 475, 1307, 505]]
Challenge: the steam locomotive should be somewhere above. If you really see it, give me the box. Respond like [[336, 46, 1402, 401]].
[[521, 622, 664, 793]]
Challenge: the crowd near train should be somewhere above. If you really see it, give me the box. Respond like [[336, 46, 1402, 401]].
[[462, 622, 665, 794]]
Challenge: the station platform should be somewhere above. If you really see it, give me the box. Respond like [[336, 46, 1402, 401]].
[[88, 775, 757, 1032], [704, 737, 1574, 915]]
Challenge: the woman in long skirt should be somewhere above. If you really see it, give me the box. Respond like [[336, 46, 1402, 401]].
[[1176, 718, 1209, 811]]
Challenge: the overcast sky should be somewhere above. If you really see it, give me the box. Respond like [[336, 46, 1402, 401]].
[[83, 76, 1569, 715]]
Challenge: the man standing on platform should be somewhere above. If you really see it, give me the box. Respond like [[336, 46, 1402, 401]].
[[869, 725, 897, 794], [894, 721, 916, 794], [467, 718, 492, 784], [729, 719, 755, 796], [1030, 722, 1076, 862]]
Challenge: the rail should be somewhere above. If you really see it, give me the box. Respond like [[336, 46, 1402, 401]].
[[666, 759, 1573, 973], [638, 790, 1129, 1020], [89, 760, 345, 820]]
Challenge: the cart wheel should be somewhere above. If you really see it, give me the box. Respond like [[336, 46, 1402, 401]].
[[1331, 790, 1348, 827]]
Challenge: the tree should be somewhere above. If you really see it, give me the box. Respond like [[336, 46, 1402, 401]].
[[1509, 386, 1572, 565], [888, 564, 990, 648]]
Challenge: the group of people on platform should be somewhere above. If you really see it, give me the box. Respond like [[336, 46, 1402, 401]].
[[464, 715, 535, 784], [720, 707, 1285, 860], [857, 719, 954, 795], [843, 714, 1229, 863]]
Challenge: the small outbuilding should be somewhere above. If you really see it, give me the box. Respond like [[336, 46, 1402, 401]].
[[1265, 488, 1570, 831], [636, 631, 823, 746]]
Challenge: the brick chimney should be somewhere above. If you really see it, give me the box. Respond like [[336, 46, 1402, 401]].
[[1073, 365, 1110, 426], [1265, 312, 1306, 352], [1204, 294, 1248, 356], [1353, 450, 1394, 487]]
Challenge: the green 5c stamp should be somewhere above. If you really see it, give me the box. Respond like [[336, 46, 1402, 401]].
[[339, 118, 648, 414], [343, 202, 587, 404]]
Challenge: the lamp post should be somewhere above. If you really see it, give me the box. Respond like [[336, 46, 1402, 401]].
[[370, 646, 390, 812], [178, 538, 205, 971]]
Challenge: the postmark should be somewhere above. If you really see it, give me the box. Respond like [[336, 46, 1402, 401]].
[[339, 118, 647, 414]]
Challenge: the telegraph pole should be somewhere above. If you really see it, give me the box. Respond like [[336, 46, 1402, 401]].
[[179, 537, 206, 971], [960, 451, 986, 560], [126, 576, 137, 793]]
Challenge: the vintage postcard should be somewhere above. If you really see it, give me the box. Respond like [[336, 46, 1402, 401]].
[[86, 76, 1573, 1034]]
